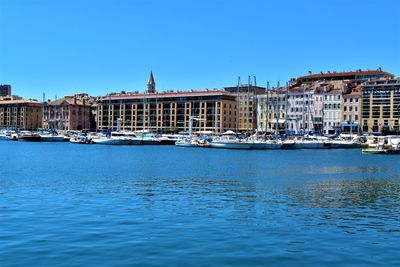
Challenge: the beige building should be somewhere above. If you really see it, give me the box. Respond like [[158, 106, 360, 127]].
[[0, 99, 42, 130], [97, 90, 237, 133], [361, 78, 400, 133], [43, 94, 92, 131], [224, 84, 266, 132], [341, 91, 361, 133], [257, 89, 287, 133]]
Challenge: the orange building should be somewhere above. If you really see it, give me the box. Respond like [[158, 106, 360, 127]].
[[0, 99, 42, 130], [43, 95, 92, 131]]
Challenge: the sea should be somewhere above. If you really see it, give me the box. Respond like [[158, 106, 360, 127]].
[[0, 141, 399, 266]]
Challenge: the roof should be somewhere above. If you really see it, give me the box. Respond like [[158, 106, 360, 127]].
[[324, 89, 342, 95], [343, 91, 361, 97], [49, 97, 88, 106], [147, 71, 155, 85], [0, 99, 41, 105], [298, 70, 394, 80], [100, 90, 235, 101]]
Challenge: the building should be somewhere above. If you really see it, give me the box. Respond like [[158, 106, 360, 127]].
[[341, 90, 361, 134], [0, 85, 12, 97], [286, 87, 316, 134], [297, 69, 394, 86], [313, 89, 324, 133], [361, 78, 400, 133], [323, 89, 342, 135], [224, 84, 266, 132], [0, 99, 42, 130], [43, 94, 92, 131], [256, 88, 287, 133], [146, 71, 156, 94], [97, 90, 237, 133], [97, 73, 237, 133]]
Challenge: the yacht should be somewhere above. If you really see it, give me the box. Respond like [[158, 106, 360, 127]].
[[139, 133, 161, 145], [209, 131, 252, 149], [91, 132, 133, 145], [39, 132, 65, 142], [17, 132, 42, 142], [328, 137, 361, 149], [292, 136, 325, 149]]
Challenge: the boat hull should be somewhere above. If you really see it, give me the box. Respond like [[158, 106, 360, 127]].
[[92, 139, 131, 145], [293, 142, 325, 149], [18, 136, 42, 142], [209, 142, 252, 149], [40, 136, 65, 142], [251, 142, 282, 149]]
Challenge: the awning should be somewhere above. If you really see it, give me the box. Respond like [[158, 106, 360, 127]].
[[341, 122, 359, 127]]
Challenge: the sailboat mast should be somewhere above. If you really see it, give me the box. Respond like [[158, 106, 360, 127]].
[[266, 82, 269, 133], [247, 76, 250, 133], [235, 76, 240, 133], [275, 81, 280, 136], [285, 82, 289, 134], [253, 75, 257, 133]]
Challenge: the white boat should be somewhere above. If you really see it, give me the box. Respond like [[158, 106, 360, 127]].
[[293, 137, 325, 149], [328, 137, 361, 149], [91, 132, 133, 145], [175, 137, 209, 148], [70, 134, 92, 144], [139, 133, 161, 145], [209, 131, 252, 149]]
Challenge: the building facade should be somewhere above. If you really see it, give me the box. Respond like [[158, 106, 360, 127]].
[[361, 78, 400, 133], [256, 89, 286, 133], [323, 89, 342, 135], [0, 99, 42, 130], [43, 94, 92, 131], [224, 84, 266, 132], [286, 87, 316, 134], [341, 91, 361, 133], [0, 85, 12, 97], [96, 90, 237, 133]]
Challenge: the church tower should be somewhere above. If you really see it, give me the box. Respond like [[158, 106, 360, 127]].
[[146, 71, 156, 94]]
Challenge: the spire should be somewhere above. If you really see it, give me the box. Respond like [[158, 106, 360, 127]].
[[146, 71, 156, 94]]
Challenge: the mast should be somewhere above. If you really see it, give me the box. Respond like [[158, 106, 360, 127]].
[[275, 81, 280, 136], [266, 82, 269, 133], [235, 76, 240, 133], [253, 75, 257, 133], [247, 75, 251, 133], [302, 86, 305, 135], [285, 82, 289, 134]]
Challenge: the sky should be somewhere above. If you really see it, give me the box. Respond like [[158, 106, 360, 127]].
[[0, 0, 399, 100]]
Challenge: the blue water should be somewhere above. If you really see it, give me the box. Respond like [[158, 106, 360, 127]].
[[0, 142, 399, 267]]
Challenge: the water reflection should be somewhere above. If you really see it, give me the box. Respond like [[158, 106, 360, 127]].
[[286, 179, 400, 233]]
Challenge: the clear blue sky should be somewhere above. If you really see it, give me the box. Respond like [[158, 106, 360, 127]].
[[1, 0, 399, 100]]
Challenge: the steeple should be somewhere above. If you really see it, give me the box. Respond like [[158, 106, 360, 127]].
[[146, 71, 156, 94]]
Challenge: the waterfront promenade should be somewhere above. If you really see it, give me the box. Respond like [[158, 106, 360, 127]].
[[0, 142, 399, 266]]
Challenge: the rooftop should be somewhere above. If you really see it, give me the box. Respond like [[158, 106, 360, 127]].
[[101, 89, 235, 101], [0, 99, 41, 105], [298, 69, 394, 81]]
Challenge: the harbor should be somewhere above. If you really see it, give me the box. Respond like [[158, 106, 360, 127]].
[[1, 141, 399, 266], [1, 127, 399, 153]]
